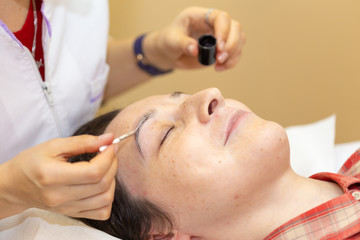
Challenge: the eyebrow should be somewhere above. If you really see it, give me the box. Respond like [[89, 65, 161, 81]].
[[134, 92, 184, 157], [134, 110, 155, 157], [171, 91, 185, 98]]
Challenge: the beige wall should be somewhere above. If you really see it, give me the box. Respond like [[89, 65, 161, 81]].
[[101, 0, 360, 143]]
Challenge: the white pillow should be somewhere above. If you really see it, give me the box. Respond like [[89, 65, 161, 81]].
[[334, 141, 360, 171], [285, 115, 336, 177]]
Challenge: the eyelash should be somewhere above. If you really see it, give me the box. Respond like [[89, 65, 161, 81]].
[[160, 126, 175, 146]]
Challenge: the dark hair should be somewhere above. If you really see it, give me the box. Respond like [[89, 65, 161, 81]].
[[68, 110, 174, 240]]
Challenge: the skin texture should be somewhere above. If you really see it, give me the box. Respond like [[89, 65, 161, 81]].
[[106, 88, 327, 239]]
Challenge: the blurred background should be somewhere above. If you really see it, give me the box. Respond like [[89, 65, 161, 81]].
[[100, 0, 360, 143]]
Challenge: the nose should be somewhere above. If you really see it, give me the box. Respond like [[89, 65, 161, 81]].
[[180, 88, 225, 123]]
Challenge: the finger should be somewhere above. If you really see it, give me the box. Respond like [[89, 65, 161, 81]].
[[78, 179, 116, 212], [66, 144, 117, 184], [73, 204, 112, 220], [37, 154, 117, 212], [216, 22, 245, 65], [44, 134, 115, 157], [182, 36, 198, 57], [215, 52, 242, 71], [169, 29, 199, 57], [48, 144, 117, 186], [176, 55, 202, 69], [208, 9, 231, 51], [66, 180, 116, 220], [225, 25, 245, 53], [66, 151, 118, 199]]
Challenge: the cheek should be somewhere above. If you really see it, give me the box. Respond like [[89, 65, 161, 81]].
[[229, 120, 290, 179], [147, 138, 235, 199], [160, 136, 219, 173], [146, 149, 245, 216]]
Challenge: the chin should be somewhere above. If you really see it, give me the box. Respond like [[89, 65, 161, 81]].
[[248, 119, 289, 161], [260, 120, 290, 165], [263, 120, 288, 145]]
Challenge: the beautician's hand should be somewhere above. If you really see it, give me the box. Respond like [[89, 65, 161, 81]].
[[143, 6, 245, 71], [0, 134, 117, 220]]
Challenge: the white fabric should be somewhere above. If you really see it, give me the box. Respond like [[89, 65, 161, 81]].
[[0, 208, 120, 240], [286, 115, 337, 177], [0, 0, 109, 163], [334, 141, 360, 171], [286, 114, 359, 176]]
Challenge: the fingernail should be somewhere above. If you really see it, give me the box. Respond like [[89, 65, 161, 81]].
[[217, 52, 229, 64], [187, 44, 195, 55], [98, 133, 113, 140]]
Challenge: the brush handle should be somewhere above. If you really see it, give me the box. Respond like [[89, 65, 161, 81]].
[[98, 130, 135, 152]]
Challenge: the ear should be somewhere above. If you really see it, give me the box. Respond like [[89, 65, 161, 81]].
[[171, 231, 192, 240], [150, 230, 197, 240]]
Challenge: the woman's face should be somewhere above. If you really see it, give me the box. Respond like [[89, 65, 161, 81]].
[[106, 88, 289, 232]]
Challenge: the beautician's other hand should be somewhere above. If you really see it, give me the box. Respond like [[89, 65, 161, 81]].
[[143, 6, 245, 72], [0, 134, 117, 220]]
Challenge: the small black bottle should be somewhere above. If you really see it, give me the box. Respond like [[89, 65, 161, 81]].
[[198, 35, 217, 65]]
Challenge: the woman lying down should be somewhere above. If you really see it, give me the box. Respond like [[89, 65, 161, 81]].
[[69, 88, 360, 240]]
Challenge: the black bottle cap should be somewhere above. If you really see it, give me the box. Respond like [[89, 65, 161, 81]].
[[198, 35, 217, 65]]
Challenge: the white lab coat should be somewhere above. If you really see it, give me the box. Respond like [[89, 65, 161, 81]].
[[0, 0, 109, 163]]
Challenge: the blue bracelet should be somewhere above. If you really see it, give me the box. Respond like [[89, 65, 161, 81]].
[[134, 34, 173, 76]]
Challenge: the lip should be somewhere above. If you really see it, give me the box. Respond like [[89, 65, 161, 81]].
[[224, 110, 249, 144]]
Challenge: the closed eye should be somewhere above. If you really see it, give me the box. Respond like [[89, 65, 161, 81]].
[[160, 126, 175, 146]]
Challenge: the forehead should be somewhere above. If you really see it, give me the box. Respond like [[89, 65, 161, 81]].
[[106, 94, 169, 134]]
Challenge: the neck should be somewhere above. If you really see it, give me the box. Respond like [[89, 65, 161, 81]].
[[0, 0, 30, 32], [193, 169, 343, 240]]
